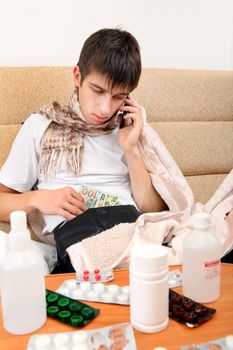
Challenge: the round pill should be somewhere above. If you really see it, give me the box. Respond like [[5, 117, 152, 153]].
[[70, 314, 84, 327], [80, 281, 91, 291], [47, 305, 59, 317], [83, 270, 89, 274], [94, 283, 105, 292], [87, 290, 98, 299], [72, 289, 84, 299], [81, 307, 94, 320], [57, 287, 70, 296], [108, 284, 119, 295], [58, 310, 71, 322], [94, 268, 100, 274], [102, 292, 113, 302], [117, 294, 129, 304], [72, 330, 88, 344], [95, 274, 101, 281], [58, 297, 70, 308], [225, 335, 233, 348], [69, 302, 82, 313], [122, 286, 130, 295], [47, 293, 59, 304], [65, 279, 77, 288], [35, 335, 51, 348], [54, 333, 69, 346]]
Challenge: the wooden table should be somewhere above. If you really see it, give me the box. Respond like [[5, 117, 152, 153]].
[[0, 264, 232, 350]]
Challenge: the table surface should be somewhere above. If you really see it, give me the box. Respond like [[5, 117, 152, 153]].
[[0, 264, 233, 350]]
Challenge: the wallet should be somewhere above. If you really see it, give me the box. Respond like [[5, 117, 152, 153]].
[[53, 205, 141, 258]]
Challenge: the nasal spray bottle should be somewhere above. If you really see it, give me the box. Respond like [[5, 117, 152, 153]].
[[1, 211, 46, 334]]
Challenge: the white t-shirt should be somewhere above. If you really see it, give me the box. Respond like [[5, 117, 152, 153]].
[[0, 114, 136, 231]]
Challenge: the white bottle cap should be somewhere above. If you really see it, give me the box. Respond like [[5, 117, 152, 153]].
[[192, 212, 211, 228], [130, 244, 168, 273], [9, 211, 31, 251]]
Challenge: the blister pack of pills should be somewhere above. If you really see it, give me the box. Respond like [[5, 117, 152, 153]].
[[76, 268, 114, 283], [46, 289, 99, 327], [57, 280, 130, 305], [180, 334, 233, 349], [169, 289, 216, 328], [26, 322, 137, 350], [168, 269, 183, 288]]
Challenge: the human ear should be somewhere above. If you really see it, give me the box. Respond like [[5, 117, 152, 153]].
[[73, 66, 81, 87]]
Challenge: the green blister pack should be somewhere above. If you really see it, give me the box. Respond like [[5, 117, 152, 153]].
[[46, 289, 100, 327]]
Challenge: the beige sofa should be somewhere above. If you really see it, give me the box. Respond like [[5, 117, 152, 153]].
[[0, 67, 233, 236]]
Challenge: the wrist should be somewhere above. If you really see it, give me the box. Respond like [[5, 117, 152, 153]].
[[123, 144, 140, 160], [25, 191, 38, 211]]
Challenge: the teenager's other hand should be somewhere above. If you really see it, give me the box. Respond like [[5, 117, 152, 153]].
[[118, 97, 143, 152], [33, 186, 88, 220]]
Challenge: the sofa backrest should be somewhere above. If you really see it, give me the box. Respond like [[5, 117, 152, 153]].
[[0, 67, 233, 204]]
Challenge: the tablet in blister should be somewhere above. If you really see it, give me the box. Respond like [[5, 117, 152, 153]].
[[26, 322, 137, 350], [46, 289, 99, 327]]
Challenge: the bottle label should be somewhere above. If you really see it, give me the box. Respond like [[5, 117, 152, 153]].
[[204, 259, 220, 279]]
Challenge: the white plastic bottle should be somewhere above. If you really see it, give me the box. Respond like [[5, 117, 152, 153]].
[[182, 212, 221, 303], [130, 243, 169, 333], [0, 211, 46, 334]]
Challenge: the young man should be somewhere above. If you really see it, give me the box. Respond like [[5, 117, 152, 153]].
[[0, 28, 164, 238]]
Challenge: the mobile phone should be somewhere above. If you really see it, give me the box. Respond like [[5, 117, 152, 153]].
[[119, 98, 133, 129]]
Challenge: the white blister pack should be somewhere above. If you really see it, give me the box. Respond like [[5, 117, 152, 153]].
[[57, 280, 130, 305], [181, 334, 233, 350], [26, 322, 137, 350], [56, 270, 182, 306], [168, 269, 183, 288]]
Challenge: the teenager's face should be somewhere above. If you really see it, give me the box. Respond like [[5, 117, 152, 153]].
[[73, 66, 130, 125]]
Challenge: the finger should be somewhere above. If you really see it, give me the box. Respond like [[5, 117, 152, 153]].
[[63, 202, 86, 216], [69, 188, 85, 202], [69, 197, 88, 211], [59, 209, 76, 221], [127, 96, 141, 109]]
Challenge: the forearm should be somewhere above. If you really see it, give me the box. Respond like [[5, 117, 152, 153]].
[[124, 146, 166, 213], [0, 191, 36, 222]]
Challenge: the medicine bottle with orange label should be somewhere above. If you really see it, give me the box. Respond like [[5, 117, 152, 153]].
[[182, 212, 221, 303]]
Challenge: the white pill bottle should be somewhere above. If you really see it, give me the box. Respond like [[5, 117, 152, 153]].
[[182, 212, 221, 303], [130, 244, 169, 333], [1, 211, 46, 334]]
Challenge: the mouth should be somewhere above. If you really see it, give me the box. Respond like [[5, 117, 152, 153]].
[[93, 114, 109, 123]]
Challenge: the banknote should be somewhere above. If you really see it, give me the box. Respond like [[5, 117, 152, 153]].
[[80, 185, 121, 208], [79, 186, 102, 208]]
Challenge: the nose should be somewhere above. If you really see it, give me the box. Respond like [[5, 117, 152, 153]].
[[99, 95, 112, 116]]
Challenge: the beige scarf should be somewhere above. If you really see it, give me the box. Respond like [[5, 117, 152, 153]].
[[38, 88, 119, 176]]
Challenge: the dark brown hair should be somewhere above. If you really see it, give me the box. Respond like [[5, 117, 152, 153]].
[[77, 28, 141, 91]]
